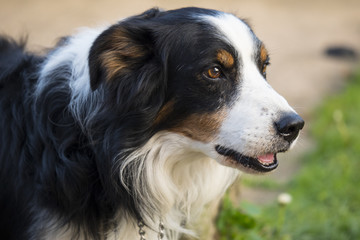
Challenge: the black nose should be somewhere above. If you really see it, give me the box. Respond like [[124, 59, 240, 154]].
[[275, 113, 305, 143]]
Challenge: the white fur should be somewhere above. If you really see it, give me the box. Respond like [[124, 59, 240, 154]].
[[118, 132, 238, 240], [36, 27, 107, 131], [37, 27, 103, 95]]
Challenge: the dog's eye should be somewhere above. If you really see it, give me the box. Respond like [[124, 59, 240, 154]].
[[262, 64, 268, 77], [205, 67, 222, 79], [262, 59, 270, 78]]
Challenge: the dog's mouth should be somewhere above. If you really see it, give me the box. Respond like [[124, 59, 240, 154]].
[[215, 145, 278, 173]]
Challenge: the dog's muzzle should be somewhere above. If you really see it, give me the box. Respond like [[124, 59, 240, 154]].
[[215, 112, 304, 173]]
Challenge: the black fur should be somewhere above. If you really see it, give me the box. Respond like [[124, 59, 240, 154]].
[[0, 7, 244, 239]]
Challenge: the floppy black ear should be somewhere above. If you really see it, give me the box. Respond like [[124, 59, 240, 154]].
[[88, 8, 163, 91]]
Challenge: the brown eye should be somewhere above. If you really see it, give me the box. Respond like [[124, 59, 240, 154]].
[[262, 59, 270, 78], [262, 64, 267, 77], [206, 67, 222, 79]]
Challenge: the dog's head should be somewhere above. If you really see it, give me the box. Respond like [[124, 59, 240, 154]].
[[88, 7, 304, 174]]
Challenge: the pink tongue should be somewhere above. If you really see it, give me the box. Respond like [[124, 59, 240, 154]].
[[258, 154, 275, 164]]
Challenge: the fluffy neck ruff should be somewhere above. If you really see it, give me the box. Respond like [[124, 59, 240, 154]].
[[118, 132, 238, 239]]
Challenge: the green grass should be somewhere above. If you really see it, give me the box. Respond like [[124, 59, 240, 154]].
[[240, 176, 283, 190], [217, 69, 360, 240]]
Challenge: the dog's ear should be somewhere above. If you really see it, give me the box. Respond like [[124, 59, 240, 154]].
[[88, 8, 163, 91]]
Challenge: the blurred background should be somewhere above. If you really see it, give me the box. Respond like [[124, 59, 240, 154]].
[[1, 0, 360, 239]]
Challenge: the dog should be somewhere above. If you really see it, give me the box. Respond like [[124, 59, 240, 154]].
[[0, 7, 304, 240]]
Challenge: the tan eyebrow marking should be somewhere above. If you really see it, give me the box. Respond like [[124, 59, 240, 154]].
[[216, 49, 234, 68], [260, 44, 268, 63]]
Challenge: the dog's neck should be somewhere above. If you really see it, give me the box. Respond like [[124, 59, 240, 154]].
[[117, 132, 239, 239]]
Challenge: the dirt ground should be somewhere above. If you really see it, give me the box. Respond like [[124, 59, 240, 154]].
[[1, 0, 360, 231]]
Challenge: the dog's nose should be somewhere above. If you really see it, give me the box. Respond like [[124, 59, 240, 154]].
[[275, 113, 305, 143]]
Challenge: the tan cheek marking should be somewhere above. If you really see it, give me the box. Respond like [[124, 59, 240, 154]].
[[217, 50, 234, 68], [170, 108, 227, 143], [154, 100, 175, 126]]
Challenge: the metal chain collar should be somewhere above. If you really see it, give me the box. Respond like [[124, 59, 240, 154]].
[[158, 220, 165, 240], [138, 220, 165, 240], [138, 220, 146, 240]]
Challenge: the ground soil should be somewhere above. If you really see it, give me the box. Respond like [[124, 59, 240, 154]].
[[1, 0, 360, 238]]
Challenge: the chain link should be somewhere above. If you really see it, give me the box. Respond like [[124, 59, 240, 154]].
[[138, 220, 146, 240], [158, 220, 165, 240], [138, 220, 165, 240]]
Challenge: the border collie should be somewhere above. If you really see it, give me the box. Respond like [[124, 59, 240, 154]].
[[0, 7, 304, 240]]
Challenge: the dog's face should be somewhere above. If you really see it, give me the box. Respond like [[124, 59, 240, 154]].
[[89, 8, 304, 174]]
